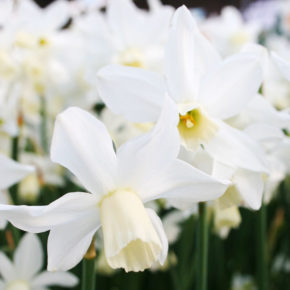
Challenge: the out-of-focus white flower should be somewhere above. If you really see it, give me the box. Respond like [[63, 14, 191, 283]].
[[18, 153, 65, 203], [0, 102, 228, 272], [97, 6, 268, 176], [243, 0, 282, 30], [213, 203, 241, 238], [0, 233, 78, 290], [231, 273, 257, 290], [99, 107, 153, 148], [201, 6, 261, 57], [73, 0, 173, 73], [0, 153, 34, 228]]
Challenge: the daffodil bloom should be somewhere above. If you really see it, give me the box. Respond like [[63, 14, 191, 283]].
[[0, 233, 78, 290], [201, 6, 261, 57], [97, 6, 268, 174], [0, 101, 228, 272], [72, 0, 173, 72]]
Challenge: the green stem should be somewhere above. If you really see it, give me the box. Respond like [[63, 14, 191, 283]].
[[197, 202, 208, 290], [10, 136, 19, 205], [81, 239, 96, 290], [40, 95, 49, 154], [257, 202, 268, 290]]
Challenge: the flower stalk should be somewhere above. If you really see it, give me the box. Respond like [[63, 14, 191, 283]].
[[82, 237, 96, 290], [257, 201, 268, 290], [40, 95, 49, 154], [197, 202, 208, 290]]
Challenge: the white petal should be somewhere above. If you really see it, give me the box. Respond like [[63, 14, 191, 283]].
[[201, 53, 262, 119], [41, 0, 70, 30], [0, 252, 15, 281], [51, 107, 117, 196], [14, 233, 43, 280], [141, 159, 229, 209], [205, 121, 268, 173], [107, 0, 144, 47], [0, 192, 99, 233], [271, 51, 290, 81], [97, 65, 165, 122], [166, 6, 220, 103], [244, 124, 285, 144], [116, 96, 179, 191], [244, 94, 290, 129], [233, 169, 264, 210], [32, 271, 78, 288], [0, 154, 34, 190], [47, 210, 100, 271], [146, 208, 168, 265]]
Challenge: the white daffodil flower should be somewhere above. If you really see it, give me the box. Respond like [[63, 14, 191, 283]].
[[0, 153, 34, 228], [242, 43, 290, 110], [0, 233, 78, 290], [72, 0, 173, 73], [201, 6, 261, 57], [0, 100, 228, 273], [97, 5, 268, 175]]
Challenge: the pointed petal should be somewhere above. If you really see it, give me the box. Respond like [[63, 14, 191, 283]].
[[271, 51, 290, 81], [14, 234, 43, 280], [0, 252, 14, 281], [166, 6, 221, 104], [141, 159, 229, 209], [0, 154, 34, 190], [51, 107, 117, 196], [107, 0, 144, 47], [0, 192, 99, 233], [47, 211, 100, 271], [116, 96, 179, 191], [201, 53, 263, 119], [241, 94, 290, 129], [205, 121, 268, 173], [97, 65, 165, 122], [32, 271, 78, 288], [146, 208, 168, 265], [233, 169, 264, 210]]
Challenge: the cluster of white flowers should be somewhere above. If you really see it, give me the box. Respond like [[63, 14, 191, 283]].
[[0, 0, 290, 288]]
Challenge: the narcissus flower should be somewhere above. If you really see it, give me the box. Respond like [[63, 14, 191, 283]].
[[0, 100, 228, 272], [0, 233, 78, 290], [97, 6, 268, 175]]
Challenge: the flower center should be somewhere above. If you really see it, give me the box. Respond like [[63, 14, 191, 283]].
[[99, 189, 162, 272], [178, 108, 218, 150], [6, 281, 30, 290], [115, 47, 144, 68]]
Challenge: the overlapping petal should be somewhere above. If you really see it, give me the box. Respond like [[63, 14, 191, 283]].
[[141, 159, 229, 209], [47, 209, 100, 271], [50, 107, 117, 197], [205, 121, 268, 173], [116, 96, 179, 191], [97, 65, 165, 122], [200, 53, 263, 119]]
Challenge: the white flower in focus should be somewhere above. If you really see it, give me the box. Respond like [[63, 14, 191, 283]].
[[97, 6, 268, 175], [0, 101, 228, 272], [0, 233, 78, 290]]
